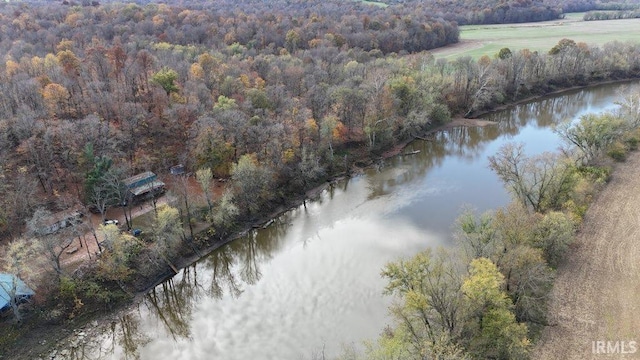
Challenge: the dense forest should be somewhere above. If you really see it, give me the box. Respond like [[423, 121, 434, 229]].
[[2, 0, 640, 358], [1, 1, 640, 240]]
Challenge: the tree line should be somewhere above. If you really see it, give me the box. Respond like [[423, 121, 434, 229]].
[[543, 0, 640, 13], [583, 9, 640, 20], [387, 0, 563, 25]]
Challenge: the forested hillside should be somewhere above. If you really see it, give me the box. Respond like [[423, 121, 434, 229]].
[[0, 0, 460, 237], [1, 0, 640, 241]]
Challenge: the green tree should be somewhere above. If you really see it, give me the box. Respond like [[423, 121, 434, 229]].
[[389, 76, 417, 117], [461, 258, 530, 360], [285, 29, 301, 53], [214, 95, 237, 110], [532, 211, 575, 268], [459, 205, 556, 331], [150, 205, 183, 272], [97, 224, 141, 284], [151, 67, 179, 96], [192, 127, 235, 177], [498, 47, 512, 59], [83, 143, 117, 221], [455, 209, 497, 259], [555, 113, 627, 165], [230, 154, 274, 215], [497, 245, 554, 330], [380, 248, 463, 357], [211, 190, 239, 231]]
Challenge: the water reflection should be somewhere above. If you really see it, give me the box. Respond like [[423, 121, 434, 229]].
[[83, 82, 634, 359], [206, 244, 243, 299], [145, 275, 196, 340], [109, 313, 149, 360]]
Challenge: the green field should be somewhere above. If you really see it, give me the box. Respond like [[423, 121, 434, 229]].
[[431, 13, 640, 59]]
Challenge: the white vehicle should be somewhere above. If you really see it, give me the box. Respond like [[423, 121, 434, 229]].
[[103, 219, 119, 226]]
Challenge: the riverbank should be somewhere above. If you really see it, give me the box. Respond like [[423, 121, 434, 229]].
[[534, 152, 640, 359], [467, 78, 640, 119], [1, 79, 637, 360], [0, 119, 499, 360]]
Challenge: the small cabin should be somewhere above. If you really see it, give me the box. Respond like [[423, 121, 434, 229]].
[[40, 210, 83, 235]]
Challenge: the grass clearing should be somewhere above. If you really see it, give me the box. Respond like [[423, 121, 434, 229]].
[[431, 14, 640, 59]]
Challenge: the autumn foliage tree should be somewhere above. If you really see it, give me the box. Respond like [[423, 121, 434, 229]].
[[230, 154, 274, 215], [1, 238, 42, 323]]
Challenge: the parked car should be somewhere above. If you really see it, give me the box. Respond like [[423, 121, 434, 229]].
[[103, 219, 119, 226]]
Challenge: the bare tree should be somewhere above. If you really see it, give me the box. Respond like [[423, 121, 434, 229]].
[[172, 175, 196, 240], [102, 168, 131, 229], [26, 208, 75, 276], [489, 143, 574, 213], [195, 168, 214, 212], [615, 87, 640, 129]]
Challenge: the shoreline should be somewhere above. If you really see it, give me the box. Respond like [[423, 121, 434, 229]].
[[467, 77, 640, 119], [112, 76, 640, 307], [5, 77, 640, 360]]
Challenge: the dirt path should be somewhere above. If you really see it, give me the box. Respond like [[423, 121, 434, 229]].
[[534, 153, 640, 359]]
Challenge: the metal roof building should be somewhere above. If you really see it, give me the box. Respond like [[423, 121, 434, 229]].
[[123, 172, 165, 198], [0, 274, 35, 311]]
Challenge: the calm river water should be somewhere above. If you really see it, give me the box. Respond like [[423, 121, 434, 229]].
[[84, 82, 634, 359]]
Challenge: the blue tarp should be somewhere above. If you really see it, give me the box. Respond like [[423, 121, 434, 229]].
[[0, 273, 35, 311]]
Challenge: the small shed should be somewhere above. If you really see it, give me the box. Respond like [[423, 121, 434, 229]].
[[0, 274, 35, 311], [170, 164, 185, 176]]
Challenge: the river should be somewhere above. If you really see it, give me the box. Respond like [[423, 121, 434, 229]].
[[81, 82, 634, 360]]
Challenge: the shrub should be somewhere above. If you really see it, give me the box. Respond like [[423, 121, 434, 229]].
[[430, 103, 451, 125], [576, 165, 610, 183], [607, 141, 627, 161], [624, 134, 639, 150]]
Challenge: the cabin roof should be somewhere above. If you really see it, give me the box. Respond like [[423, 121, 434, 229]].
[[0, 274, 35, 310], [129, 180, 165, 197], [123, 171, 156, 187]]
